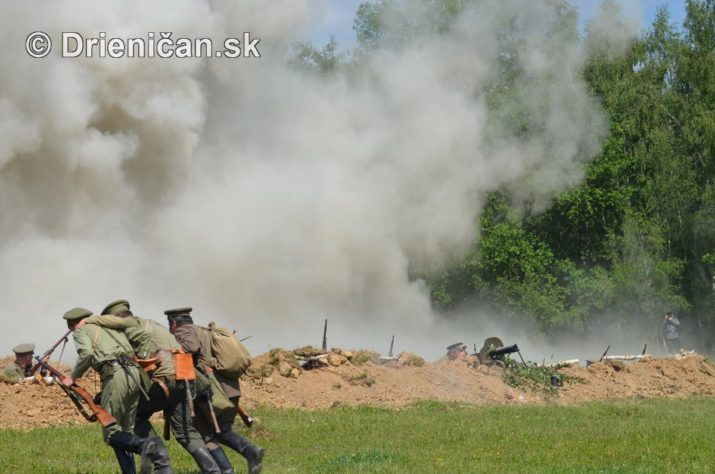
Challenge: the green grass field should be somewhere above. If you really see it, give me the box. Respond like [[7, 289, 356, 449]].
[[2, 398, 714, 473]]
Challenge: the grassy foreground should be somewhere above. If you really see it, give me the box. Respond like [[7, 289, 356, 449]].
[[1, 398, 714, 473]]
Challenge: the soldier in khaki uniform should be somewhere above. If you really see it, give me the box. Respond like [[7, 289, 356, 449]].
[[85, 299, 221, 474], [167, 307, 264, 474], [1, 343, 36, 383], [61, 307, 171, 474]]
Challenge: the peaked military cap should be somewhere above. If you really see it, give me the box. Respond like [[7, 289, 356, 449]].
[[63, 307, 93, 321], [446, 342, 465, 351], [164, 307, 193, 318], [102, 299, 130, 316], [12, 343, 35, 355]]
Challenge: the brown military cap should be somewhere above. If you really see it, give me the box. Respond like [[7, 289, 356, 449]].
[[102, 299, 130, 316], [12, 343, 35, 355], [164, 307, 192, 318], [63, 307, 93, 320]]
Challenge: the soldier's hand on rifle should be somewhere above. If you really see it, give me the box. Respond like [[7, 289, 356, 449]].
[[61, 375, 74, 387]]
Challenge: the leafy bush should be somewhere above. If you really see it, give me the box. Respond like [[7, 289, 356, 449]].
[[503, 358, 583, 395]]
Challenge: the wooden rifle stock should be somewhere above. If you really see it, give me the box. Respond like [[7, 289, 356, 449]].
[[29, 328, 72, 375], [206, 396, 221, 433], [34, 357, 116, 428], [237, 404, 254, 428]]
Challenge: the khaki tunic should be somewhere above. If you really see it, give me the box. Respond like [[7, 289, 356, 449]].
[[1, 362, 26, 383], [71, 324, 141, 443], [86, 315, 180, 379], [86, 314, 206, 452]]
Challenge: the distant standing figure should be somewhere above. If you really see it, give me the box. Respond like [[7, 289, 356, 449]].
[[1, 343, 35, 383], [662, 311, 681, 354]]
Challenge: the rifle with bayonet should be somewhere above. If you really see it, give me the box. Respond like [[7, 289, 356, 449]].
[[322, 319, 328, 351], [34, 357, 116, 427], [28, 328, 72, 375]]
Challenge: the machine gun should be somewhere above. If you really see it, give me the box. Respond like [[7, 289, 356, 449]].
[[488, 344, 527, 367]]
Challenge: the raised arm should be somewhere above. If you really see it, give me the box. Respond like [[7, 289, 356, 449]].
[[84, 314, 140, 330]]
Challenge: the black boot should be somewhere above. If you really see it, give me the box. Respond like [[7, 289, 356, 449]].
[[113, 447, 136, 474], [140, 437, 173, 474], [209, 447, 236, 474], [189, 447, 222, 474], [109, 431, 173, 474], [216, 431, 264, 474]]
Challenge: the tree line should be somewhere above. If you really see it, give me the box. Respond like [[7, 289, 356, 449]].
[[292, 0, 715, 349]]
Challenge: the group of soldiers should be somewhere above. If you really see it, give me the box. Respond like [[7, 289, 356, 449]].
[[2, 299, 264, 474]]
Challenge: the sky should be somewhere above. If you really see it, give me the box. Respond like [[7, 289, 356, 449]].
[[310, 0, 689, 51]]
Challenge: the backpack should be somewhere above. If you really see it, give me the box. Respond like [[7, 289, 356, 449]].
[[205, 322, 251, 378]]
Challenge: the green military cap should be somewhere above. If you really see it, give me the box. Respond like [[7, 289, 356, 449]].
[[63, 307, 93, 321], [446, 342, 464, 351], [12, 343, 35, 355], [102, 299, 130, 315], [164, 307, 192, 318]]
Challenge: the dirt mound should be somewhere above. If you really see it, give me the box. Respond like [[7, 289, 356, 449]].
[[242, 352, 519, 410], [239, 350, 715, 410], [2, 351, 714, 430], [0, 357, 101, 430], [557, 353, 715, 402]]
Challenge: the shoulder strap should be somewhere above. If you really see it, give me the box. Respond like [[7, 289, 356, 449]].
[[91, 325, 102, 351], [203, 324, 214, 361]]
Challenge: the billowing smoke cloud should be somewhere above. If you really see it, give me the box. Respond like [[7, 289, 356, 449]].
[[0, 0, 632, 360]]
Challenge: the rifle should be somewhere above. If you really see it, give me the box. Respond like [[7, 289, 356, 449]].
[[200, 386, 222, 434], [29, 328, 72, 375], [599, 345, 611, 362], [34, 357, 116, 427], [237, 404, 254, 428], [321, 319, 328, 351]]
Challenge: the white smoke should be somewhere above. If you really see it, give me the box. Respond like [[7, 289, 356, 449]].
[[0, 0, 633, 360]]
